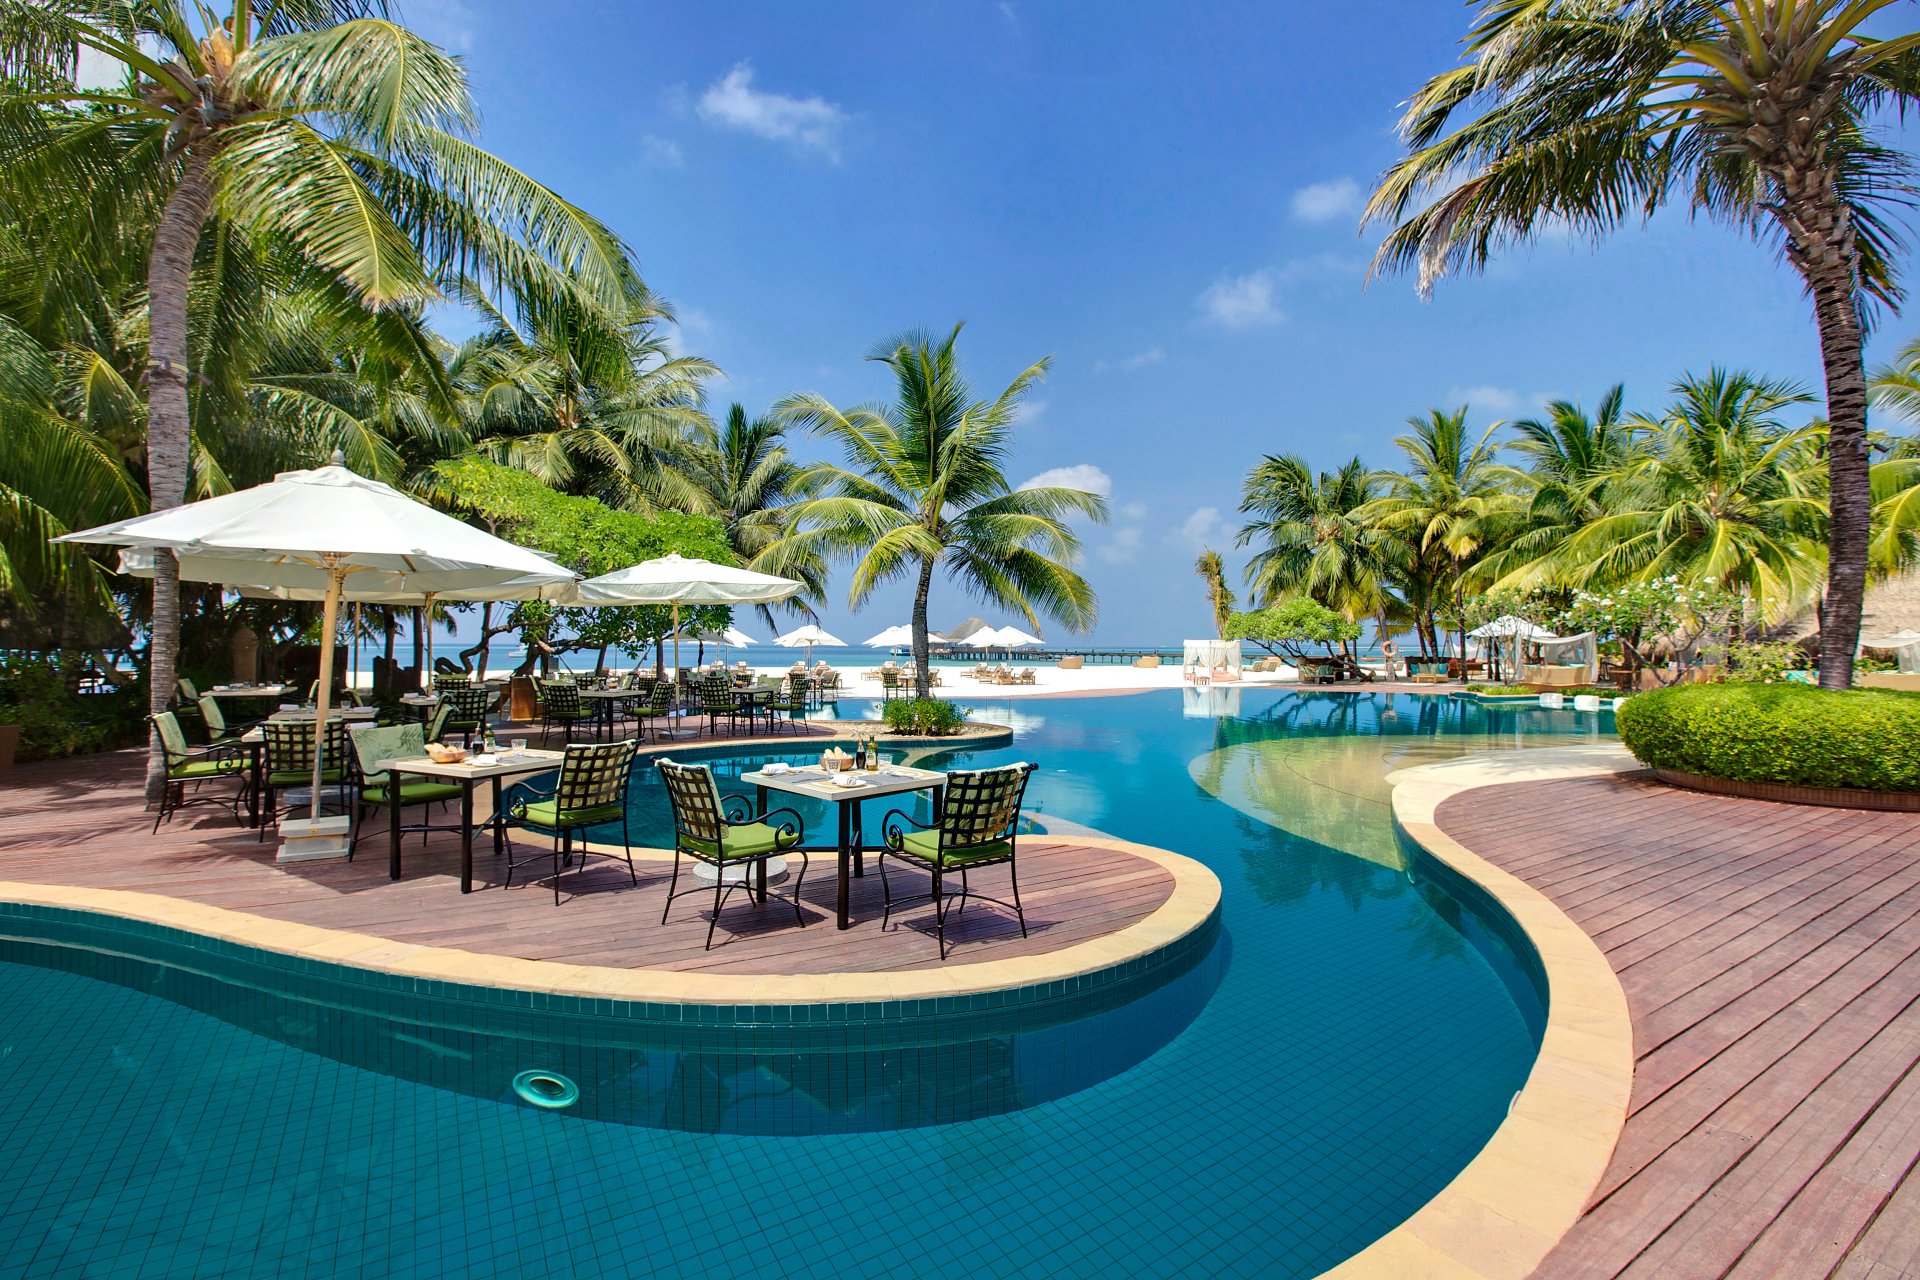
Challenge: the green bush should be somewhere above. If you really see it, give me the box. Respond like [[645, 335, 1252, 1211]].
[[1615, 682, 1920, 792], [0, 657, 147, 762], [880, 697, 968, 736]]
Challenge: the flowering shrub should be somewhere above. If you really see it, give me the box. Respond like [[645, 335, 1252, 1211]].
[[1556, 577, 1738, 683]]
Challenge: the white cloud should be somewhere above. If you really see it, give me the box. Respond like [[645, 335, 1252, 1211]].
[[1099, 525, 1144, 565], [640, 135, 684, 168], [1096, 346, 1165, 373], [1171, 506, 1229, 548], [402, 0, 476, 51], [1120, 501, 1148, 521], [1197, 271, 1282, 328], [696, 63, 847, 160], [1018, 464, 1111, 498], [1291, 177, 1362, 223], [1011, 397, 1048, 425], [1444, 384, 1522, 414]]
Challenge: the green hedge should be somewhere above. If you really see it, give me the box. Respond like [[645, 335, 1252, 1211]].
[[1615, 682, 1920, 792], [880, 698, 967, 736]]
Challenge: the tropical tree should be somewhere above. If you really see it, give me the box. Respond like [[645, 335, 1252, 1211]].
[[454, 289, 715, 509], [1356, 408, 1515, 656], [1236, 453, 1397, 626], [1365, 0, 1920, 688], [666, 403, 828, 623], [1482, 385, 1642, 592], [1194, 549, 1235, 638], [1, 0, 641, 797], [1552, 370, 1827, 623], [774, 325, 1106, 696]]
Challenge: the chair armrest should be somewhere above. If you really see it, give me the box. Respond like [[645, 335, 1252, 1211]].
[[733, 805, 805, 842], [502, 775, 558, 818], [879, 806, 932, 849]]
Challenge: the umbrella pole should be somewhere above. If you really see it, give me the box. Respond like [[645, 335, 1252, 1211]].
[[309, 555, 344, 832], [672, 602, 680, 677], [352, 603, 361, 694], [423, 592, 437, 681]]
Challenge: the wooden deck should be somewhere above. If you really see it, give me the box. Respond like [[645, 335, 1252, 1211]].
[[0, 746, 1172, 978], [1436, 773, 1920, 1280]]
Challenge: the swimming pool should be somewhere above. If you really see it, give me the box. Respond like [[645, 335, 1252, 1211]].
[[0, 688, 1613, 1278]]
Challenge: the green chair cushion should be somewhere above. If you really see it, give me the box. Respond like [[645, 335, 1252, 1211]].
[[513, 798, 623, 830], [548, 707, 594, 721], [363, 781, 464, 807], [267, 768, 346, 787], [685, 821, 799, 861], [898, 829, 1012, 865], [170, 759, 244, 781]]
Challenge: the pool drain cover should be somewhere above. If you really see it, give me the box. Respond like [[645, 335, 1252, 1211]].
[[512, 1069, 579, 1109]]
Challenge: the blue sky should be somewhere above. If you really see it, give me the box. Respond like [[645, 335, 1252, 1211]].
[[404, 0, 1916, 646]]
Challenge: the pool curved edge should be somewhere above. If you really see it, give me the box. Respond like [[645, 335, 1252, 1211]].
[[0, 835, 1218, 1008], [1323, 745, 1637, 1280]]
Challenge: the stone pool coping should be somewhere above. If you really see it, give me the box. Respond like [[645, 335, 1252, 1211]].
[[1323, 743, 1639, 1280], [0, 832, 1218, 1007]]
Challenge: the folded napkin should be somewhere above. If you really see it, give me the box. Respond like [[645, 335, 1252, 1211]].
[[831, 774, 865, 789], [472, 753, 499, 767], [761, 762, 791, 774]]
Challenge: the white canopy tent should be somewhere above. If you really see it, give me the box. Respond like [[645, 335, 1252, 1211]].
[[571, 554, 803, 673], [1467, 615, 1556, 682], [61, 459, 573, 841], [1184, 638, 1242, 682], [1864, 628, 1920, 673]]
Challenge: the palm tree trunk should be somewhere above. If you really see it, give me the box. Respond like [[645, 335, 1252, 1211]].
[[1775, 169, 1869, 690], [911, 555, 935, 698], [1807, 270, 1870, 691], [142, 150, 217, 804]]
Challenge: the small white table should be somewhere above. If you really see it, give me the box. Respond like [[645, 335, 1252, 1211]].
[[739, 763, 948, 930], [206, 684, 289, 700], [382, 748, 566, 892]]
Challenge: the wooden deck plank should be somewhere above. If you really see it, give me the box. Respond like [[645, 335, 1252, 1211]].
[[0, 746, 1175, 979], [1435, 774, 1920, 1280]]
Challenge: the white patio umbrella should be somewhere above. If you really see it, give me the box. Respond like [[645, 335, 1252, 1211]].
[[957, 624, 1001, 658], [570, 553, 802, 674], [773, 623, 845, 665], [863, 624, 914, 648], [62, 458, 573, 832], [140, 551, 575, 687], [668, 625, 760, 664], [991, 625, 1045, 648]]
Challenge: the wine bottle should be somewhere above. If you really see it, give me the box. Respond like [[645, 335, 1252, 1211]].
[[854, 738, 866, 770]]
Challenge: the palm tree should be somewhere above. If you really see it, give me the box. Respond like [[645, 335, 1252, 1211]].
[[1235, 454, 1397, 626], [2, 1, 639, 796], [1482, 386, 1642, 592], [1557, 370, 1827, 622], [775, 325, 1107, 696], [1194, 549, 1235, 638], [455, 289, 716, 509], [667, 403, 827, 623], [1366, 0, 1920, 688], [1356, 409, 1515, 656]]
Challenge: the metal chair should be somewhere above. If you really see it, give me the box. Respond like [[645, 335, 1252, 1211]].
[[258, 719, 351, 840], [441, 684, 491, 737], [502, 739, 639, 904], [539, 681, 596, 741], [639, 678, 679, 740], [697, 672, 738, 736], [656, 758, 809, 949], [346, 722, 462, 859], [880, 762, 1037, 958], [149, 711, 249, 833]]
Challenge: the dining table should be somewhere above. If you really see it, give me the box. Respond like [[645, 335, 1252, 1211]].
[[577, 686, 639, 741], [738, 762, 948, 930], [380, 748, 567, 892]]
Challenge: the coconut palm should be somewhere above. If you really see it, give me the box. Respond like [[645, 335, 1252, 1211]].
[[1366, 0, 1920, 688], [1235, 454, 1397, 625], [454, 289, 715, 509], [1194, 549, 1236, 639], [1555, 370, 1827, 622], [665, 403, 827, 622], [1, 0, 640, 796], [1357, 409, 1516, 655], [1483, 386, 1643, 592], [774, 325, 1106, 696]]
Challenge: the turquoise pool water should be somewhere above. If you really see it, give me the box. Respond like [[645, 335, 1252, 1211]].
[[0, 689, 1613, 1278]]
